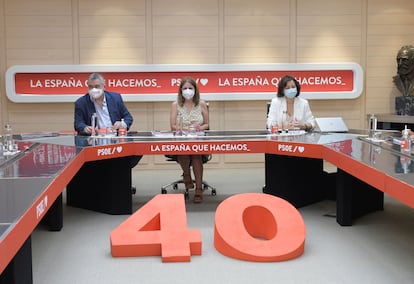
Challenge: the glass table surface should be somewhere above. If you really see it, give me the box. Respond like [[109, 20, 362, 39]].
[[0, 140, 77, 241], [324, 132, 414, 184], [22, 130, 367, 148], [1, 129, 408, 242]]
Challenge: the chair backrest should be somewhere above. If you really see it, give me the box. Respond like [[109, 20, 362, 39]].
[[266, 102, 271, 128], [206, 102, 210, 130], [203, 102, 211, 163]]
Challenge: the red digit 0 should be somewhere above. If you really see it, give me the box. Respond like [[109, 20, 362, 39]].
[[214, 193, 306, 261]]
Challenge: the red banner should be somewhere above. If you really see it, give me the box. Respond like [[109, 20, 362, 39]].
[[6, 63, 363, 102]]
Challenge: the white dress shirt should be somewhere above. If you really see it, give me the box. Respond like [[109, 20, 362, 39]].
[[266, 96, 315, 129]]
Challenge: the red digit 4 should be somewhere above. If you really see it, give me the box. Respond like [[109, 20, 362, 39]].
[[110, 194, 202, 262]]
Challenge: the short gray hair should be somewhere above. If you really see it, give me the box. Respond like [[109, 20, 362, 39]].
[[88, 73, 105, 86]]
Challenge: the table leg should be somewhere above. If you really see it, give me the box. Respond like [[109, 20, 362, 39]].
[[43, 193, 63, 231], [336, 169, 384, 226], [0, 236, 32, 284], [66, 156, 139, 215], [263, 154, 331, 207]]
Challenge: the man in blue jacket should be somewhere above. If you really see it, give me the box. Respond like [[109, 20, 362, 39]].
[[74, 72, 133, 135], [73, 73, 141, 194]]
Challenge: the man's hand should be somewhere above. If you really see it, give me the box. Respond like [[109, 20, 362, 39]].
[[113, 121, 121, 130], [84, 126, 93, 134]]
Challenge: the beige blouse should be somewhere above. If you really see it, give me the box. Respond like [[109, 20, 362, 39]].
[[177, 103, 204, 126]]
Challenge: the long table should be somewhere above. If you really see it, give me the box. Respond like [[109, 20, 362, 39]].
[[1, 130, 413, 283]]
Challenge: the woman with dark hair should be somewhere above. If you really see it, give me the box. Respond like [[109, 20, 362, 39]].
[[267, 75, 315, 131], [170, 77, 209, 203]]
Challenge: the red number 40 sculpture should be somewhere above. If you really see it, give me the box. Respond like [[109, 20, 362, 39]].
[[110, 193, 305, 262]]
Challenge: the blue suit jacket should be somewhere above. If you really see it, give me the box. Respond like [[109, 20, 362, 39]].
[[74, 91, 133, 135]]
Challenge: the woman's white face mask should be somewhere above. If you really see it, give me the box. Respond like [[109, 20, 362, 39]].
[[89, 88, 104, 100], [284, 87, 297, 99], [182, 88, 195, 100]]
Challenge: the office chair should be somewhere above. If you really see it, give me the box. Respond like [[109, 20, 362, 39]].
[[161, 103, 216, 199], [161, 154, 216, 199]]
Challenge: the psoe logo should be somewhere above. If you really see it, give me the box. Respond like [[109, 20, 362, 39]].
[[97, 146, 123, 156], [36, 195, 48, 219], [277, 144, 305, 153]]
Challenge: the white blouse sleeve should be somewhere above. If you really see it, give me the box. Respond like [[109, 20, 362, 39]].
[[301, 99, 315, 128], [266, 98, 279, 129]]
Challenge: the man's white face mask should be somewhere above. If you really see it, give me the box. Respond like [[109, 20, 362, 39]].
[[89, 88, 103, 100]]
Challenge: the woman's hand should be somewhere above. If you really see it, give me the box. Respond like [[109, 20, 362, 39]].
[[289, 119, 301, 129]]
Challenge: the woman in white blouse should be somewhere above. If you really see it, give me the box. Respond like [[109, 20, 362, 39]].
[[267, 75, 315, 131]]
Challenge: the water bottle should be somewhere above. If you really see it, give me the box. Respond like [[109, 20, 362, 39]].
[[176, 113, 183, 136], [401, 155, 411, 174], [368, 113, 377, 138], [401, 125, 411, 154], [281, 111, 288, 133], [118, 118, 127, 137], [0, 135, 4, 158], [91, 113, 97, 136], [4, 124, 13, 152], [400, 126, 411, 173], [271, 120, 278, 134]]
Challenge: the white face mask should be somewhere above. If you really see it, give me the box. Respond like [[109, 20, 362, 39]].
[[284, 87, 297, 99], [182, 88, 195, 100], [89, 88, 103, 100]]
